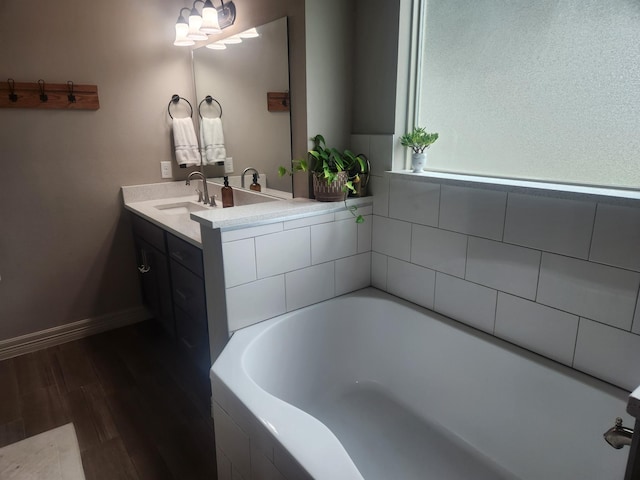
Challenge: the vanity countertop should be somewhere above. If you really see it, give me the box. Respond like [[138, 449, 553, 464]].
[[123, 193, 210, 247], [122, 181, 372, 247], [189, 196, 372, 232]]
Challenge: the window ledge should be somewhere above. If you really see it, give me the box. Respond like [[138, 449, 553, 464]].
[[386, 170, 640, 205]]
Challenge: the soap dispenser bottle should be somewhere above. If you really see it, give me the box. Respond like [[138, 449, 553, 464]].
[[221, 176, 234, 208], [250, 173, 262, 192]]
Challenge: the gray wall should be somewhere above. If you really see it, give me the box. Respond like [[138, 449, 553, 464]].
[[352, 0, 401, 135], [0, 0, 306, 341], [305, 0, 354, 151]]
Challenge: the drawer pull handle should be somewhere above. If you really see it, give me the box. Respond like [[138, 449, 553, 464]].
[[138, 249, 151, 273]]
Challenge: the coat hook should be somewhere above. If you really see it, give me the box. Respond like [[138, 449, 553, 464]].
[[7, 78, 17, 102], [38, 79, 48, 102], [67, 81, 76, 103]]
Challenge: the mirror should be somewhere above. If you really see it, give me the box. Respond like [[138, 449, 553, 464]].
[[192, 17, 292, 193]]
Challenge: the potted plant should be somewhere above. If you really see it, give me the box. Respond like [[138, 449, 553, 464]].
[[346, 151, 370, 198], [400, 126, 439, 173], [279, 134, 367, 222], [279, 134, 368, 200]]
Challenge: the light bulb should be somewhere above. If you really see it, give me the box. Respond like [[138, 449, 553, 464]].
[[187, 7, 208, 40], [221, 35, 242, 44], [206, 42, 227, 50], [239, 28, 259, 38], [200, 0, 221, 34], [174, 16, 195, 46]]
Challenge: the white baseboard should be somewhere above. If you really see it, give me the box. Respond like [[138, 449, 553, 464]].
[[0, 306, 151, 361]]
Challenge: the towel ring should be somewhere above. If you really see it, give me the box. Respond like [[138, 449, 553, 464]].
[[198, 95, 223, 119], [167, 94, 193, 119]]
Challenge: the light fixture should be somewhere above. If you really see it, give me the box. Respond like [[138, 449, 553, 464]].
[[200, 0, 221, 34], [173, 0, 236, 46], [217, 0, 236, 29], [238, 27, 259, 38], [221, 35, 242, 44], [187, 1, 208, 40], [174, 8, 195, 46], [206, 42, 227, 50]]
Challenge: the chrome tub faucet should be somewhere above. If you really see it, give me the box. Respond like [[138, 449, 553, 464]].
[[604, 417, 634, 449]]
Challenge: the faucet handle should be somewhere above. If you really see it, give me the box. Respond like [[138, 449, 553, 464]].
[[196, 188, 203, 202], [208, 194, 217, 207]]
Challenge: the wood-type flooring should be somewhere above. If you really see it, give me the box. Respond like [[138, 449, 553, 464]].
[[0, 320, 218, 480]]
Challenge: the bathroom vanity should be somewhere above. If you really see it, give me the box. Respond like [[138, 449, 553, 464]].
[[122, 179, 372, 375], [131, 214, 209, 373]]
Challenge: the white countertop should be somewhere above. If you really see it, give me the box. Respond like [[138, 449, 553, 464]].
[[122, 180, 372, 247], [189, 196, 371, 231]]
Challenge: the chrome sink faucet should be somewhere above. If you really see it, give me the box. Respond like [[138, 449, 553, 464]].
[[186, 171, 216, 206], [241, 167, 259, 189]]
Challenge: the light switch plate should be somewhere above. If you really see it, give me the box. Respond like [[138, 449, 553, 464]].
[[160, 161, 172, 178], [225, 157, 234, 173]]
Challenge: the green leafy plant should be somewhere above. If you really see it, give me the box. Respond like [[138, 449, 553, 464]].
[[400, 126, 439, 154], [279, 134, 368, 223]]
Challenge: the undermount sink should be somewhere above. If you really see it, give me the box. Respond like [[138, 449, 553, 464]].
[[154, 201, 212, 215]]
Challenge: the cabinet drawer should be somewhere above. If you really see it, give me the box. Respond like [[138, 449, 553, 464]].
[[131, 214, 166, 253], [167, 233, 203, 277], [175, 307, 210, 373], [170, 259, 206, 321]]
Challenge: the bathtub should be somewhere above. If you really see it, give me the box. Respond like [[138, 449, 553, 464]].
[[211, 288, 632, 479]]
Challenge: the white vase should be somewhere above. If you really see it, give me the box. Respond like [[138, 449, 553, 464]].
[[411, 153, 426, 173]]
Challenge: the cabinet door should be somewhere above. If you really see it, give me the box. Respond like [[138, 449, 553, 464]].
[[175, 307, 211, 375], [135, 237, 175, 337]]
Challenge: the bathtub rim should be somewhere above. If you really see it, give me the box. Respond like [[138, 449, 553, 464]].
[[211, 287, 632, 479], [212, 295, 367, 479]]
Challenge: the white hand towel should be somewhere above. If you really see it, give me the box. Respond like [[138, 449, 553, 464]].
[[200, 117, 227, 165], [172, 117, 201, 167]]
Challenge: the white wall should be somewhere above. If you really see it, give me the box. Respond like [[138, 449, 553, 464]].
[[368, 163, 640, 392], [219, 208, 372, 332]]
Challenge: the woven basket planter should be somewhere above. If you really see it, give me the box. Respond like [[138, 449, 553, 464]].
[[312, 171, 348, 202]]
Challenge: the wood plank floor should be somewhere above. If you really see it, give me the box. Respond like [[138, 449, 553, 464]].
[[0, 321, 218, 480]]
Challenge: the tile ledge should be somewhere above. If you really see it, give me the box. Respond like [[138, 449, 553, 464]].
[[386, 170, 640, 205]]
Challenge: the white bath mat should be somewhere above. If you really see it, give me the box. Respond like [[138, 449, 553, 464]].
[[0, 423, 86, 480]]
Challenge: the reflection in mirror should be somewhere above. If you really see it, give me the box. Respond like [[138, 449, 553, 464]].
[[192, 17, 292, 193]]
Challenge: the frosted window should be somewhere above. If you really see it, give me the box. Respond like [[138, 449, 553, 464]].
[[418, 0, 640, 188]]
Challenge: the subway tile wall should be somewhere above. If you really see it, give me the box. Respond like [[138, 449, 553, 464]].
[[213, 134, 640, 478], [221, 207, 373, 332], [370, 169, 640, 392], [212, 375, 312, 480]]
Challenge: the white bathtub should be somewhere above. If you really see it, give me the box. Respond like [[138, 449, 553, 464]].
[[212, 288, 632, 479]]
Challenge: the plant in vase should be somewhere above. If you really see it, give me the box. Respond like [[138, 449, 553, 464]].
[[400, 126, 439, 173], [278, 134, 368, 223]]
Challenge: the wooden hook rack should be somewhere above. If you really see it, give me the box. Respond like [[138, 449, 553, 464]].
[[0, 79, 100, 110], [267, 91, 289, 112]]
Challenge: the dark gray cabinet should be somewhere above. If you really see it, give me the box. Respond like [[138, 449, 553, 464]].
[[131, 214, 210, 374], [132, 215, 175, 338]]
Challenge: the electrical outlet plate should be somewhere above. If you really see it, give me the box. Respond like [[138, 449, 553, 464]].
[[160, 161, 172, 179], [224, 157, 234, 173]]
